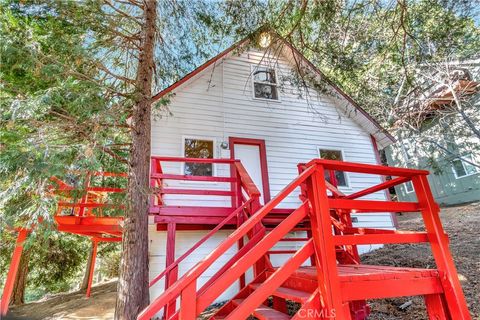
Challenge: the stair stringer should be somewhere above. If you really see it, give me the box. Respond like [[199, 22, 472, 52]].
[[210, 240, 315, 320], [209, 272, 268, 319]]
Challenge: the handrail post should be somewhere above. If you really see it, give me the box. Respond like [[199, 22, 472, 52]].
[[150, 158, 162, 207], [412, 174, 471, 318], [165, 223, 177, 319], [180, 280, 196, 320], [85, 238, 98, 298], [0, 229, 29, 316], [306, 163, 348, 318]]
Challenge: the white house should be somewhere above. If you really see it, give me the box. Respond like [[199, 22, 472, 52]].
[[146, 31, 396, 306]]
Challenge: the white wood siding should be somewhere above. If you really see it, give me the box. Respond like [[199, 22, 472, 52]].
[[148, 47, 394, 306]]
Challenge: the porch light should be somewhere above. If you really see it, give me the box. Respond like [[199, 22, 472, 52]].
[[258, 32, 272, 48]]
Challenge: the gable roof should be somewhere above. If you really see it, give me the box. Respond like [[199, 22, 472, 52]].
[[151, 31, 395, 148]]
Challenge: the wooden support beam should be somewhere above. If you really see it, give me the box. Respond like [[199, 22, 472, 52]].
[[150, 174, 236, 183], [412, 175, 471, 318], [86, 239, 98, 298], [165, 223, 177, 319], [307, 159, 429, 177], [345, 176, 410, 200], [328, 199, 420, 212], [333, 232, 429, 245], [1, 229, 29, 316]]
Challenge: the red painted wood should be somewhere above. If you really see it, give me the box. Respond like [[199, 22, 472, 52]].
[[57, 202, 124, 209], [345, 176, 410, 200], [197, 231, 264, 296], [196, 204, 308, 311], [151, 156, 236, 164], [150, 173, 236, 183], [412, 175, 471, 319], [85, 240, 98, 298], [341, 276, 443, 300], [57, 224, 122, 234], [150, 206, 236, 216], [333, 232, 429, 245], [0, 229, 29, 316], [54, 216, 123, 226], [328, 199, 420, 212], [164, 223, 177, 318], [160, 188, 234, 196], [230, 299, 289, 320], [155, 223, 237, 231], [306, 159, 429, 176], [149, 200, 253, 288], [154, 216, 237, 225], [424, 294, 450, 320], [266, 250, 297, 254], [137, 158, 472, 320], [180, 280, 196, 320], [137, 167, 315, 320], [307, 166, 346, 318], [225, 241, 314, 320], [278, 238, 308, 242], [249, 283, 311, 303], [234, 161, 261, 198]]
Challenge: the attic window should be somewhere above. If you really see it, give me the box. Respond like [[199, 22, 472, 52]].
[[404, 181, 414, 193], [252, 66, 279, 100]]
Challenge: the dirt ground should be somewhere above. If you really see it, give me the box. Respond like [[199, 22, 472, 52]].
[[5, 203, 479, 319], [5, 280, 117, 320], [363, 202, 480, 319]]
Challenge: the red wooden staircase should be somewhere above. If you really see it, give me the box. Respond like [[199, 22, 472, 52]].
[[138, 159, 472, 320]]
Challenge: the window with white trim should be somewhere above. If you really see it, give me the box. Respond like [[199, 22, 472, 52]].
[[452, 154, 479, 179], [404, 181, 414, 193], [318, 149, 348, 187], [252, 66, 279, 100], [183, 138, 214, 176]]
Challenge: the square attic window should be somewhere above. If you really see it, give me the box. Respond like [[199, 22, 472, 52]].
[[252, 66, 279, 100]]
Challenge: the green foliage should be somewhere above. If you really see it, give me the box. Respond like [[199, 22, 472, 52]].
[[98, 248, 121, 279], [0, 1, 128, 301]]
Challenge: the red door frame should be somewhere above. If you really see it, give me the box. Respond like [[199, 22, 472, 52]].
[[229, 137, 271, 203]]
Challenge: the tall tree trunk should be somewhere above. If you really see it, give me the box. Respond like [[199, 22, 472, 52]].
[[115, 1, 157, 319], [9, 248, 30, 306], [80, 242, 95, 292]]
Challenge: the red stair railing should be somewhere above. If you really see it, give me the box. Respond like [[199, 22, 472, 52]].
[[138, 165, 316, 320], [139, 159, 471, 320], [304, 159, 471, 319], [147, 157, 265, 318]]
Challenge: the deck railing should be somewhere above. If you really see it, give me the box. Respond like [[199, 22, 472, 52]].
[[148, 156, 264, 318]]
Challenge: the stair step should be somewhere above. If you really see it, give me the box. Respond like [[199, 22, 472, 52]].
[[249, 283, 311, 303], [232, 299, 290, 320]]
